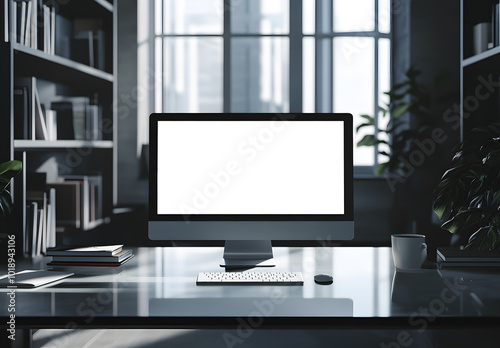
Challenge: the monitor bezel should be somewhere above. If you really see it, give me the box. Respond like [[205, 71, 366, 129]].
[[149, 113, 353, 222]]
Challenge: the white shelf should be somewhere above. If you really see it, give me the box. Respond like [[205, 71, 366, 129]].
[[462, 46, 500, 67], [13, 43, 113, 82], [14, 140, 113, 150]]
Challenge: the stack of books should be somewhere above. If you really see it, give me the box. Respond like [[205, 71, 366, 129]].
[[47, 245, 133, 269], [437, 248, 500, 268]]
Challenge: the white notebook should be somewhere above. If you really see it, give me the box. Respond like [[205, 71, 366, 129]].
[[0, 270, 73, 288]]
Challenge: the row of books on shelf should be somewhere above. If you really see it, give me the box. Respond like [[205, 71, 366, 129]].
[[50, 174, 104, 231], [14, 77, 104, 141], [10, 0, 107, 70], [23, 171, 104, 257], [11, 0, 55, 54], [24, 186, 56, 258]]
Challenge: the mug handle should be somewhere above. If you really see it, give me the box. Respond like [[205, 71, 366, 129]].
[[421, 242, 427, 264]]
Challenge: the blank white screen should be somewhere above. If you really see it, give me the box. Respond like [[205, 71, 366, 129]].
[[157, 120, 344, 215]]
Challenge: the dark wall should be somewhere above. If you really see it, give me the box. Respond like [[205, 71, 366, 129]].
[[116, 0, 148, 205], [389, 0, 460, 250]]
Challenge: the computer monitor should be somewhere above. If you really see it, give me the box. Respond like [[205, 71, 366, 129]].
[[149, 113, 353, 268]]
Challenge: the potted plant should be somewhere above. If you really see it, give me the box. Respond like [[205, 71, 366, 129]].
[[356, 68, 455, 249], [0, 160, 22, 220], [433, 123, 500, 250], [356, 67, 439, 178]]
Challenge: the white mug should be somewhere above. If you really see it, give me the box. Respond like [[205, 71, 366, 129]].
[[391, 234, 427, 270]]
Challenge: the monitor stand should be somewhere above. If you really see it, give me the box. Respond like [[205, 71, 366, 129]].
[[220, 240, 276, 268]]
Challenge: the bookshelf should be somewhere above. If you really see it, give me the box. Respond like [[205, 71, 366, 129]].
[[460, 0, 500, 140], [1, 0, 116, 257]]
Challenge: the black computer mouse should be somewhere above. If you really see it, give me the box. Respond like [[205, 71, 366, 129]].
[[314, 274, 333, 285]]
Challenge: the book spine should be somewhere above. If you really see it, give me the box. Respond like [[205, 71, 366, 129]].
[[31, 0, 35, 49], [11, 0, 16, 43], [30, 76, 35, 140], [4, 0, 8, 42], [50, 5, 54, 54], [30, 201, 37, 258], [492, 2, 500, 46], [19, 1, 25, 45], [25, 1, 31, 47]]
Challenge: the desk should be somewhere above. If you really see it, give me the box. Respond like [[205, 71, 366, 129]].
[[1, 247, 500, 332]]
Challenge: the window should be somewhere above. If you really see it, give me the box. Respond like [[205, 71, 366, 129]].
[[138, 0, 391, 172]]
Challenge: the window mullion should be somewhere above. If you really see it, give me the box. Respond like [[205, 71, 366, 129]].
[[289, 0, 302, 112], [374, 0, 380, 168], [315, 0, 332, 113], [223, 0, 231, 113]]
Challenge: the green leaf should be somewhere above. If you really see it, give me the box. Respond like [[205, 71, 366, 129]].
[[378, 106, 387, 117], [466, 225, 500, 251], [356, 123, 373, 133], [441, 210, 484, 234], [360, 114, 374, 122], [0, 190, 12, 220], [406, 67, 421, 79], [0, 160, 22, 193], [355, 115, 375, 133], [374, 162, 389, 176], [391, 81, 410, 91], [384, 91, 407, 101], [391, 103, 412, 118], [357, 135, 386, 147]]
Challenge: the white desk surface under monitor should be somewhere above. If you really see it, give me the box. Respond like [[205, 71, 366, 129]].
[[1, 247, 500, 329]]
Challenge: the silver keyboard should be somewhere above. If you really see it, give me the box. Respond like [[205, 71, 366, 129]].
[[196, 271, 304, 285]]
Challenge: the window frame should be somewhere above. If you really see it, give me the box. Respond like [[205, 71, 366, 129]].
[[146, 0, 392, 176]]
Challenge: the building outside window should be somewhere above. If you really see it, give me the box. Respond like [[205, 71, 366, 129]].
[[138, 0, 392, 174]]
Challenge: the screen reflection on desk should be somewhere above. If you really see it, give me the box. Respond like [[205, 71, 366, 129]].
[[149, 298, 353, 317]]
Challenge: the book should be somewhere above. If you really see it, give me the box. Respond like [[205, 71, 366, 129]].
[[437, 248, 500, 262], [29, 201, 38, 258], [47, 188, 56, 248], [50, 101, 74, 140], [438, 261, 500, 268], [50, 249, 132, 263], [87, 104, 102, 140], [47, 181, 81, 228], [47, 244, 123, 257], [73, 18, 105, 70], [491, 2, 500, 46], [45, 109, 57, 141], [62, 174, 103, 229], [11, 0, 17, 43], [24, 203, 31, 255], [55, 13, 72, 59], [13, 86, 29, 139], [33, 85, 48, 140], [19, 1, 26, 45], [51, 97, 91, 140], [25, 0, 31, 46], [31, 0, 36, 49], [47, 254, 134, 268], [36, 208, 43, 256], [15, 76, 48, 140], [30, 76, 36, 139], [50, 5, 55, 54], [23, 173, 58, 257], [0, 270, 73, 288]]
